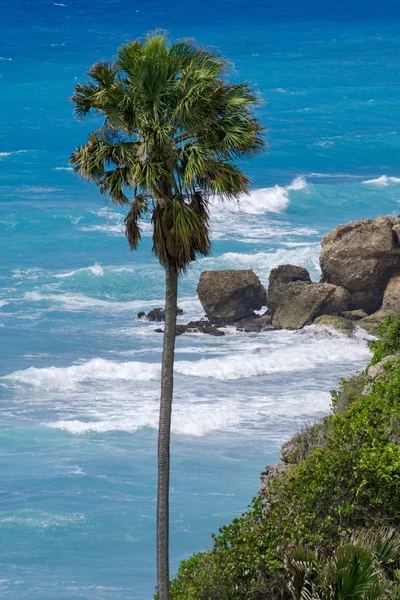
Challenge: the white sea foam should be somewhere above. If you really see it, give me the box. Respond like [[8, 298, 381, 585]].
[[0, 57, 12, 61], [54, 166, 73, 171], [3, 358, 160, 390], [0, 301, 8, 309], [175, 334, 370, 380], [211, 177, 307, 215], [24, 291, 163, 312], [54, 263, 104, 278], [362, 175, 400, 186], [4, 332, 370, 391], [44, 385, 333, 437], [0, 150, 29, 158]]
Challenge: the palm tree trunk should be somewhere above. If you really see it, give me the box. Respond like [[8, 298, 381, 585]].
[[157, 263, 178, 600]]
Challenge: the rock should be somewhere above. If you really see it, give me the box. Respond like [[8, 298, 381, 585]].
[[156, 321, 225, 337], [358, 275, 400, 333], [235, 314, 274, 333], [341, 309, 368, 321], [138, 307, 183, 321], [267, 264, 311, 312], [260, 462, 292, 494], [380, 274, 400, 314], [367, 354, 400, 381], [197, 270, 266, 323], [146, 308, 166, 322], [319, 285, 351, 315], [314, 314, 355, 336], [271, 282, 337, 330], [320, 215, 400, 312], [393, 223, 400, 244], [348, 290, 385, 314], [280, 439, 301, 464]]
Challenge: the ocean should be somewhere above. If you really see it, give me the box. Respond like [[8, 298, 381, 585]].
[[1, 1, 400, 598]]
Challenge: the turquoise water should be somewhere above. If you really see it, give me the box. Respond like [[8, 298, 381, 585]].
[[1, 1, 400, 598]]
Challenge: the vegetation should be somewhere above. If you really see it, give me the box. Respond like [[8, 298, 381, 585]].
[[169, 316, 400, 599], [69, 31, 264, 599]]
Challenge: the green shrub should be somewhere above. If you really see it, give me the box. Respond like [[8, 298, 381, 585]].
[[369, 315, 400, 364], [168, 316, 400, 600], [331, 372, 366, 414]]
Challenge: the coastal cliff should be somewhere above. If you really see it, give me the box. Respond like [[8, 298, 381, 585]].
[[167, 316, 400, 597]]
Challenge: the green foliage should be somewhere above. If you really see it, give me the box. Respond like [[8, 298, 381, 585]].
[[285, 528, 400, 600], [369, 315, 400, 365], [70, 31, 265, 271], [331, 372, 366, 414], [169, 318, 400, 599]]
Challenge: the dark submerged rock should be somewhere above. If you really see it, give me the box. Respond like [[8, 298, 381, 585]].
[[138, 307, 183, 321]]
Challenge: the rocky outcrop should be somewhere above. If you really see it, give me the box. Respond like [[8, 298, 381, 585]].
[[138, 307, 183, 321], [341, 309, 368, 321], [271, 281, 337, 330], [319, 286, 351, 315], [267, 265, 311, 312], [320, 215, 400, 312], [362, 353, 400, 394], [260, 462, 292, 494], [150, 215, 400, 338], [155, 313, 274, 336], [359, 275, 400, 333], [197, 270, 266, 323], [235, 313, 273, 333], [313, 315, 355, 336], [155, 320, 225, 337], [267, 265, 352, 330]]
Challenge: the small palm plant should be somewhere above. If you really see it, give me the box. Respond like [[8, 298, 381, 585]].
[[284, 528, 400, 600], [70, 31, 264, 599]]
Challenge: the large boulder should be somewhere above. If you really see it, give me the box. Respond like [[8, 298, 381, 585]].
[[197, 270, 266, 323], [320, 215, 400, 313], [313, 315, 355, 337], [267, 265, 311, 312], [359, 274, 400, 333], [318, 285, 351, 315], [271, 281, 337, 330]]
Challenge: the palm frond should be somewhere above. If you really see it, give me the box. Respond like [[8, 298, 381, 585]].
[[124, 195, 149, 249]]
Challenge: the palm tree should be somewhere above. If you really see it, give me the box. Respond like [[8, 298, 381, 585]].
[[69, 31, 265, 599], [284, 528, 400, 600]]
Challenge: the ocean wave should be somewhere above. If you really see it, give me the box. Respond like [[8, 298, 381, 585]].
[[54, 263, 104, 278], [174, 334, 370, 380], [45, 387, 332, 437], [362, 175, 400, 186], [4, 331, 370, 391], [3, 358, 160, 390], [0, 150, 30, 158], [210, 177, 307, 215], [0, 301, 8, 309], [23, 291, 163, 312], [54, 166, 73, 171]]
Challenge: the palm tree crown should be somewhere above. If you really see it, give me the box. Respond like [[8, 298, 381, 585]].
[[70, 31, 265, 270]]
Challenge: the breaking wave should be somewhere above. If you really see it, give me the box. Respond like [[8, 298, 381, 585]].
[[3, 358, 160, 390], [211, 177, 307, 215], [362, 175, 400, 186], [54, 263, 104, 278]]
